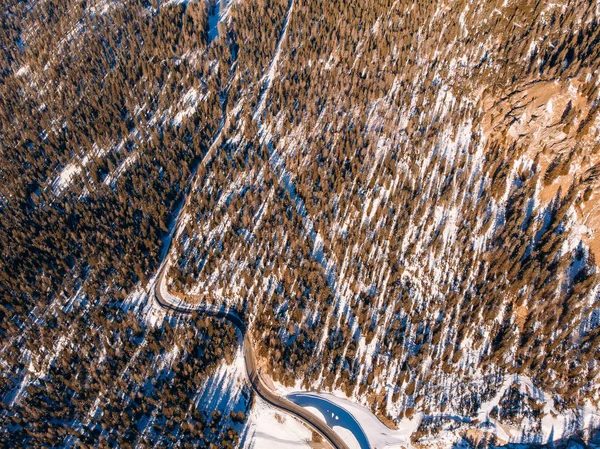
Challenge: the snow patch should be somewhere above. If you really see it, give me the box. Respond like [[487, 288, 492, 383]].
[[243, 397, 313, 449]]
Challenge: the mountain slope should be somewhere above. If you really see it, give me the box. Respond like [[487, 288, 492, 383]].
[[1, 0, 600, 447], [166, 0, 600, 444]]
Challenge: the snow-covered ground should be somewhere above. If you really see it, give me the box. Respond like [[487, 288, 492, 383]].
[[283, 377, 600, 448], [477, 375, 600, 445], [207, 0, 235, 43], [194, 342, 248, 416], [286, 391, 418, 449], [243, 397, 313, 449]]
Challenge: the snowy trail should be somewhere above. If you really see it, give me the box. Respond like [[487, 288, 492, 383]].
[[245, 0, 347, 354], [253, 0, 295, 122], [149, 58, 351, 449]]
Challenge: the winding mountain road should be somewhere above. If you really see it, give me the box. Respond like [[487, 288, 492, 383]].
[[153, 263, 350, 449]]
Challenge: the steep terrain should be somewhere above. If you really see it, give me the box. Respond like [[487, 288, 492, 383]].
[[1, 0, 600, 447], [165, 0, 600, 445]]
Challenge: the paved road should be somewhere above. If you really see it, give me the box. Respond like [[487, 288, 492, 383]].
[[154, 268, 350, 449]]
